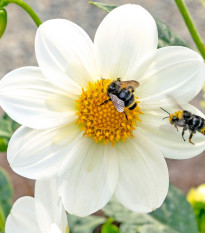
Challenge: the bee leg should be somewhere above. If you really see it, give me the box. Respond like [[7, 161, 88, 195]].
[[189, 132, 195, 145], [182, 127, 187, 141], [101, 78, 105, 92], [99, 98, 111, 106], [174, 124, 179, 131], [124, 111, 128, 121]]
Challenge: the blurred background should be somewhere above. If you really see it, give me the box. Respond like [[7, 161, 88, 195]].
[[0, 0, 205, 202]]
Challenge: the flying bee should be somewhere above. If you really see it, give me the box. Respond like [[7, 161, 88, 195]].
[[160, 107, 205, 145], [100, 78, 140, 119]]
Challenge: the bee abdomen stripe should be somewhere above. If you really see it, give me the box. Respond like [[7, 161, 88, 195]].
[[128, 102, 137, 110], [198, 117, 205, 130], [192, 116, 204, 129]]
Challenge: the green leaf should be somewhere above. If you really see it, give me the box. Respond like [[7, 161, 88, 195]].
[[89, 2, 189, 48], [0, 138, 9, 152], [0, 8, 7, 39], [194, 208, 205, 233], [68, 214, 106, 233], [0, 168, 13, 232], [150, 184, 198, 233], [2, 114, 20, 132], [102, 184, 199, 233], [89, 2, 116, 12], [120, 223, 176, 233], [101, 218, 119, 233], [0, 119, 13, 139], [0, 205, 5, 233], [0, 114, 20, 152], [88, 1, 117, 13], [156, 18, 188, 48]]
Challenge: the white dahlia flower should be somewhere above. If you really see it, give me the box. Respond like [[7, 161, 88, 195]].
[[5, 180, 69, 233], [0, 4, 205, 216]]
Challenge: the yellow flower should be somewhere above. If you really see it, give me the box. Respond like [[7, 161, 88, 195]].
[[187, 184, 205, 205]]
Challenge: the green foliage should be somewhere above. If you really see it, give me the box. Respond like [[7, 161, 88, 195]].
[[0, 8, 7, 39], [190, 202, 205, 233], [150, 184, 198, 232], [89, 2, 116, 13], [102, 184, 198, 233], [0, 168, 13, 232], [101, 218, 119, 233], [0, 138, 8, 152], [156, 18, 188, 48], [0, 114, 20, 152], [200, 0, 205, 6], [68, 214, 106, 233], [195, 209, 205, 233], [89, 2, 189, 48], [67, 184, 198, 233]]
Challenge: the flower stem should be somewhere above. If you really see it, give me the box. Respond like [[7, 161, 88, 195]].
[[175, 0, 205, 60], [0, 0, 42, 27]]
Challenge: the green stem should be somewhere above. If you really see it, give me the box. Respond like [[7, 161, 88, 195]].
[[0, 205, 5, 233], [175, 0, 205, 60], [0, 0, 42, 27]]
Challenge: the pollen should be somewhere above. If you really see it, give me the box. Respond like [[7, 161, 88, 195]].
[[76, 79, 142, 145]]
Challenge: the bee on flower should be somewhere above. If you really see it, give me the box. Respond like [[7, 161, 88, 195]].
[[0, 4, 205, 217]]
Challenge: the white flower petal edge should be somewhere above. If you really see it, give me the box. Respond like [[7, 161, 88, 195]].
[[5, 197, 50, 233], [94, 4, 158, 79], [138, 104, 205, 159], [36, 19, 98, 94], [0, 67, 76, 129], [35, 180, 68, 233], [5, 180, 68, 233], [135, 46, 205, 108], [115, 131, 168, 212], [7, 123, 81, 179], [58, 137, 119, 217]]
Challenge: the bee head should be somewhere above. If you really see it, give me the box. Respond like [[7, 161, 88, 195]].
[[107, 81, 120, 95], [171, 116, 178, 123]]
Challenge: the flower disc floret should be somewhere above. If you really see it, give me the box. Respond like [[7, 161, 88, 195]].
[[76, 79, 142, 145]]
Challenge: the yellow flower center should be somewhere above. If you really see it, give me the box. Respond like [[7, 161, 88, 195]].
[[76, 79, 142, 145]]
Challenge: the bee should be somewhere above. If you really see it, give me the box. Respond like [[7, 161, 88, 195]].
[[160, 107, 205, 145], [100, 78, 140, 119]]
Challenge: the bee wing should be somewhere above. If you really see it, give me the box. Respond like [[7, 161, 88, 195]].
[[120, 80, 140, 89], [109, 93, 125, 112]]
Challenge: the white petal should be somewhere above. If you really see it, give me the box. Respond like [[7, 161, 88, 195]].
[[50, 224, 62, 233], [59, 137, 119, 217], [5, 197, 51, 233], [35, 180, 68, 232], [138, 105, 205, 159], [94, 4, 157, 79], [7, 123, 81, 179], [35, 180, 59, 220], [35, 19, 97, 94], [115, 131, 168, 212], [137, 47, 205, 108], [0, 67, 76, 129]]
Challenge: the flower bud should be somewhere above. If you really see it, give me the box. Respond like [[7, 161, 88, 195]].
[[0, 8, 7, 38]]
